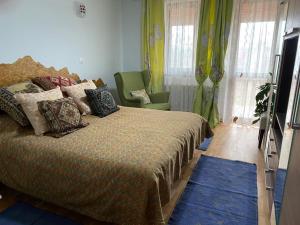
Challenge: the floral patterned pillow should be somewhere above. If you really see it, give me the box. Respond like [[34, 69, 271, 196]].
[[38, 97, 89, 137], [130, 89, 151, 104], [6, 81, 44, 94]]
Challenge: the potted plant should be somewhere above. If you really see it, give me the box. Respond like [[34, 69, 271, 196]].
[[252, 81, 275, 124]]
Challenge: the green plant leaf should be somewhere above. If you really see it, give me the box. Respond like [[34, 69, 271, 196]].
[[252, 118, 260, 124]]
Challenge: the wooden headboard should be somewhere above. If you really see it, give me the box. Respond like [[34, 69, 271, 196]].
[[0, 56, 80, 87]]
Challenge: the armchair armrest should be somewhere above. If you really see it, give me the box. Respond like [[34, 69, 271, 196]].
[[149, 92, 170, 103]]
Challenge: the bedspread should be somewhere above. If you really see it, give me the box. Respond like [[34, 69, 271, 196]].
[[0, 106, 212, 225]]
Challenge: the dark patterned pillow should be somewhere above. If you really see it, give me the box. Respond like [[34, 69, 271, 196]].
[[0, 88, 30, 126], [85, 85, 119, 117], [32, 77, 57, 91], [38, 97, 89, 137]]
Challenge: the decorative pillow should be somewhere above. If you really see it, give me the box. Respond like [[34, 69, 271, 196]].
[[46, 76, 77, 87], [61, 80, 97, 115], [6, 81, 44, 94], [130, 89, 151, 104], [32, 77, 57, 91], [0, 88, 30, 126], [38, 97, 89, 137], [14, 88, 64, 135], [80, 79, 105, 87], [85, 85, 119, 117]]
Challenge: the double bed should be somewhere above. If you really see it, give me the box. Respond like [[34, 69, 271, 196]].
[[0, 57, 213, 225]]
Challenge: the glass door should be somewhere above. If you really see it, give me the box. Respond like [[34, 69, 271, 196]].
[[272, 1, 289, 84]]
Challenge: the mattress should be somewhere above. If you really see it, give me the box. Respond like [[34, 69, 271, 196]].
[[0, 106, 212, 225]]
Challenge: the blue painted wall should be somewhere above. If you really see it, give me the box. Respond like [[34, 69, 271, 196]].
[[121, 0, 142, 71], [0, 0, 123, 87]]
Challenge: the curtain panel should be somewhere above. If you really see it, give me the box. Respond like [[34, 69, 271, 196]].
[[193, 0, 234, 128], [218, 0, 280, 125], [143, 0, 165, 93]]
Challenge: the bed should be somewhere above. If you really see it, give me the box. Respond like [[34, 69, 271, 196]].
[[0, 57, 213, 225]]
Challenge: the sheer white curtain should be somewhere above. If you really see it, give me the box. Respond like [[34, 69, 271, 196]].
[[219, 0, 279, 124], [164, 0, 200, 112]]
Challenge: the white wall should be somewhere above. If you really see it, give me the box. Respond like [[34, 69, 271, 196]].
[[121, 0, 142, 71], [0, 0, 123, 87]]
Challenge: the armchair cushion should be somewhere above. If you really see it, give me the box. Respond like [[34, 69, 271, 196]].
[[143, 103, 171, 111], [149, 92, 170, 103]]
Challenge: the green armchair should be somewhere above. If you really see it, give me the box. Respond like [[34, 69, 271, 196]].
[[114, 71, 170, 110]]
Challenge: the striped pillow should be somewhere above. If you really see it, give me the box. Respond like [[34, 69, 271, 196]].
[[0, 88, 30, 126], [46, 76, 77, 87]]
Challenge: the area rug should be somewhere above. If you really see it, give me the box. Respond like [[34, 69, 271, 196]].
[[0, 202, 81, 225], [198, 137, 213, 151], [169, 155, 258, 225], [274, 168, 287, 224]]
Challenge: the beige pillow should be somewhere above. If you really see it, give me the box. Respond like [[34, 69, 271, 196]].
[[131, 89, 151, 104], [15, 88, 64, 135], [61, 80, 96, 115]]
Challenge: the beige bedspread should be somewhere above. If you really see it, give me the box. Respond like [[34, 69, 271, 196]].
[[0, 106, 212, 225]]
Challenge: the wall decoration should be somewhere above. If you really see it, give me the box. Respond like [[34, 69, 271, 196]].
[[79, 3, 86, 17]]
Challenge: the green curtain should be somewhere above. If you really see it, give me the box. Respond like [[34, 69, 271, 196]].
[[193, 0, 233, 128], [142, 0, 165, 93]]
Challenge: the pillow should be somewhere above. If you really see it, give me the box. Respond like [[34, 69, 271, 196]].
[[61, 80, 97, 115], [32, 77, 57, 91], [80, 79, 105, 87], [38, 97, 89, 137], [46, 76, 77, 87], [6, 81, 44, 94], [85, 85, 119, 118], [15, 88, 64, 135], [130, 89, 151, 104], [0, 88, 30, 126]]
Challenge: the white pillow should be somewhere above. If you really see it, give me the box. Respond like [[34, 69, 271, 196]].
[[61, 80, 96, 115], [15, 87, 64, 135]]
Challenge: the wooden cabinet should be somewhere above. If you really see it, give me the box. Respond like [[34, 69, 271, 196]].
[[266, 28, 300, 224], [279, 132, 300, 225], [286, 0, 300, 32]]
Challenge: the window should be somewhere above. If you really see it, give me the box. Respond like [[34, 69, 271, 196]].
[[165, 0, 200, 76], [169, 25, 194, 71]]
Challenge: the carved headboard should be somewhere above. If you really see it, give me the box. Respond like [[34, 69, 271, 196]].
[[0, 56, 80, 87]]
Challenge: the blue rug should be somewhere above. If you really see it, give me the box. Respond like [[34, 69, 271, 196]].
[[169, 155, 258, 225], [274, 169, 287, 224], [198, 137, 213, 151], [0, 202, 81, 225]]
